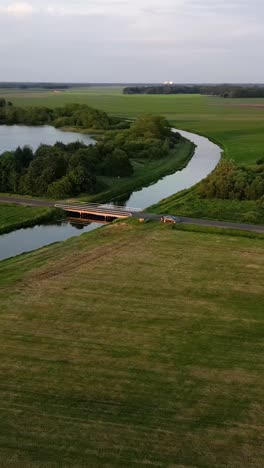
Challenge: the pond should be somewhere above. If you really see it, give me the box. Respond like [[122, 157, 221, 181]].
[[0, 126, 222, 262]]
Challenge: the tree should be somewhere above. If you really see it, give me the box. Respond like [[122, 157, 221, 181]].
[[102, 149, 133, 177], [129, 115, 171, 139], [0, 151, 16, 192], [14, 146, 33, 173], [47, 176, 74, 198], [69, 166, 96, 194]]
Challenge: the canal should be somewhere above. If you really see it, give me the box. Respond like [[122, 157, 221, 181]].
[[0, 126, 222, 261]]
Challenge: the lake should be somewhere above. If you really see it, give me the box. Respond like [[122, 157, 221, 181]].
[[0, 124, 94, 153]]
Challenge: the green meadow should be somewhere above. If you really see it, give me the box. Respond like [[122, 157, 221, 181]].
[[0, 220, 263, 467], [2, 87, 264, 164]]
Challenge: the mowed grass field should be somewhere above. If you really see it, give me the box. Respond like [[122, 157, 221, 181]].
[[2, 87, 264, 165], [0, 221, 263, 466]]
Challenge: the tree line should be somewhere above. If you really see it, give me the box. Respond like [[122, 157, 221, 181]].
[[0, 102, 129, 130], [198, 160, 264, 203], [0, 114, 180, 198], [123, 85, 264, 98]]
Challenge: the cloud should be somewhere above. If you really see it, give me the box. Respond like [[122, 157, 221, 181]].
[[0, 2, 34, 15]]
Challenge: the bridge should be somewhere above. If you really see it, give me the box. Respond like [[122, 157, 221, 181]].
[[54, 202, 143, 222]]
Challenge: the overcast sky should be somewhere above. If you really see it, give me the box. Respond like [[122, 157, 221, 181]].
[[0, 0, 263, 82]]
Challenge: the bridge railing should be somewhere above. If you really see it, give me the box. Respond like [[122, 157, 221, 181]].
[[55, 202, 142, 213]]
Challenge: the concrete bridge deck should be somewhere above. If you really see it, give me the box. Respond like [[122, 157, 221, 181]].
[[54, 202, 142, 220]]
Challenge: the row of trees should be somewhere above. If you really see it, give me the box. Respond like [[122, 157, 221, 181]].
[[123, 85, 264, 98], [198, 160, 264, 201], [0, 83, 70, 90], [0, 103, 128, 130], [0, 115, 179, 198], [124, 85, 201, 95], [0, 142, 132, 198]]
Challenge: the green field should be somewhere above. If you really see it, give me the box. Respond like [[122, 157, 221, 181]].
[[0, 204, 54, 234], [2, 87, 264, 165], [0, 221, 263, 466]]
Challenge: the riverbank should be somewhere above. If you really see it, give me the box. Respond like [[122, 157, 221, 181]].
[[148, 184, 264, 225], [88, 138, 194, 204], [0, 204, 59, 235], [0, 220, 263, 466]]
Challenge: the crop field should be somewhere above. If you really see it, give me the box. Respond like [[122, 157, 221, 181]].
[[0, 204, 53, 234], [0, 221, 263, 466], [2, 87, 264, 165]]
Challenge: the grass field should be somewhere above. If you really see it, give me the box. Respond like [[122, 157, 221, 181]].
[[0, 220, 263, 466], [2, 87, 264, 165], [0, 204, 54, 234]]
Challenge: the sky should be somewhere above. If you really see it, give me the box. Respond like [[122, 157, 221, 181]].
[[0, 0, 263, 82]]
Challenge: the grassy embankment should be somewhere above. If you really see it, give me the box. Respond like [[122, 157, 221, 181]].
[[0, 204, 57, 235], [0, 220, 263, 466], [3, 88, 264, 223], [148, 184, 264, 225]]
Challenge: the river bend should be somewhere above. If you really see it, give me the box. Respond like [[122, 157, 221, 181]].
[[0, 127, 222, 261]]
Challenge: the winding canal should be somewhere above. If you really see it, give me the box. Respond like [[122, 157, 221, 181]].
[[0, 126, 222, 261]]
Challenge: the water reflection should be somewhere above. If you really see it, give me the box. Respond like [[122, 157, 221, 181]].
[[122, 130, 221, 209], [0, 221, 103, 262]]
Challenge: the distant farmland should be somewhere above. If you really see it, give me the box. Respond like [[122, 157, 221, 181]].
[[2, 87, 264, 165]]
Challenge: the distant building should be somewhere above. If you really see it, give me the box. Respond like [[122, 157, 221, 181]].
[[163, 81, 174, 85]]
